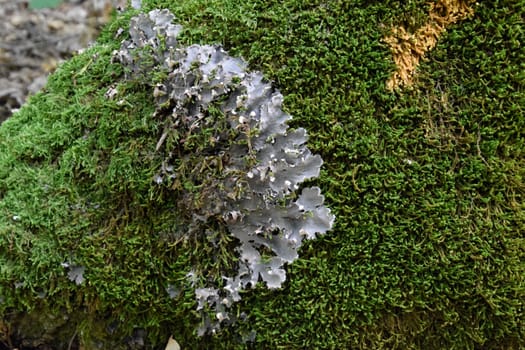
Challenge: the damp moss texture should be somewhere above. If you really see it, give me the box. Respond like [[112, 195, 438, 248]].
[[0, 0, 523, 349]]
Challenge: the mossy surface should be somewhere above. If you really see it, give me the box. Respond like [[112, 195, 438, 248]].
[[1, 0, 523, 349]]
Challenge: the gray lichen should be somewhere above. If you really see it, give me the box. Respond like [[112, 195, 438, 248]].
[[115, 9, 335, 335]]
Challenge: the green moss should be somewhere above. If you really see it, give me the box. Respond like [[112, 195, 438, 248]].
[[1, 0, 523, 348]]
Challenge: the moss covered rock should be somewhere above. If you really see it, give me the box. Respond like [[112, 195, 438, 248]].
[[1, 0, 523, 349]]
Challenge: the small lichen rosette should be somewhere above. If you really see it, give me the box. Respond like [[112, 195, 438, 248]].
[[115, 9, 335, 334]]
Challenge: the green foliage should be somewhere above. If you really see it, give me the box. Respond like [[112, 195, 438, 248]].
[[29, 0, 62, 10], [0, 0, 523, 349]]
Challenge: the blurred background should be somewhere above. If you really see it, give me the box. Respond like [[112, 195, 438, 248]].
[[0, 0, 127, 123]]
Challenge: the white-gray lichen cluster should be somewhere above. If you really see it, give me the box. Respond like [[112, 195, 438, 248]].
[[115, 9, 334, 335]]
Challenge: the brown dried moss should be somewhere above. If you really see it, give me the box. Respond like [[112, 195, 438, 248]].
[[384, 0, 475, 90]]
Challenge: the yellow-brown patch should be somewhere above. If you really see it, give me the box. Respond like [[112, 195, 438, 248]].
[[384, 0, 475, 91]]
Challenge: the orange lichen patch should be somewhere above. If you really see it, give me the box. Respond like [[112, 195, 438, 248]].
[[384, 0, 475, 91]]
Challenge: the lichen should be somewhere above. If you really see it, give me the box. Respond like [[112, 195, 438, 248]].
[[115, 9, 334, 335]]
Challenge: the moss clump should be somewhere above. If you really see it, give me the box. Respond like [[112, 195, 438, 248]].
[[1, 0, 524, 349]]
